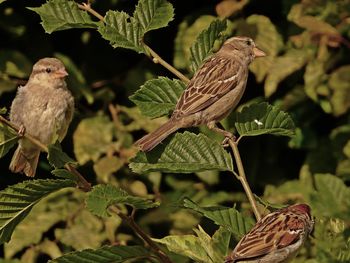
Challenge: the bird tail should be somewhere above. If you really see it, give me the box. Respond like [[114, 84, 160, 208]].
[[9, 146, 40, 177], [135, 120, 180, 152]]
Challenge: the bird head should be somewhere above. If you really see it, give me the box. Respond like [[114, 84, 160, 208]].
[[29, 57, 68, 87], [221, 36, 266, 63]]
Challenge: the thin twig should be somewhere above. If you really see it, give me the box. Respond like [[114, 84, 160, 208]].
[[232, 170, 240, 180], [108, 103, 122, 130], [110, 206, 173, 263], [144, 44, 190, 84], [228, 139, 261, 221], [77, 2, 190, 84], [78, 3, 105, 22], [0, 115, 91, 192], [65, 164, 91, 192], [0, 115, 48, 151]]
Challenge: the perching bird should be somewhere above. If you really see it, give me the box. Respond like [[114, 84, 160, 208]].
[[225, 204, 314, 263], [9, 57, 74, 177], [135, 36, 266, 151]]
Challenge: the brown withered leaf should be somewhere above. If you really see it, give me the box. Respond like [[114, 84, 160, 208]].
[[215, 0, 249, 18]]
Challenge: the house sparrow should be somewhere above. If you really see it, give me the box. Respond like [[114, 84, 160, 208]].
[[135, 36, 266, 151], [9, 57, 74, 177], [225, 204, 314, 263]]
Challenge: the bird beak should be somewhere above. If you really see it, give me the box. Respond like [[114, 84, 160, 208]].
[[253, 47, 266, 57], [54, 69, 69, 78]]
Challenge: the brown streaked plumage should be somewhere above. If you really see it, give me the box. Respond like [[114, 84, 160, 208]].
[[135, 36, 266, 151], [9, 57, 74, 177], [225, 204, 314, 263]]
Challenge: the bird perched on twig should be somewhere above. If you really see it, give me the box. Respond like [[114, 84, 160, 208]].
[[135, 36, 266, 151], [225, 204, 314, 263], [9, 57, 74, 177]]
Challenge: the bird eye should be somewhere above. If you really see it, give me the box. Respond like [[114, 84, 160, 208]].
[[246, 40, 252, 46], [45, 68, 52, 73]]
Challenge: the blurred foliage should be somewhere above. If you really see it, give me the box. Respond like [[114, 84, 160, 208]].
[[0, 0, 350, 262]]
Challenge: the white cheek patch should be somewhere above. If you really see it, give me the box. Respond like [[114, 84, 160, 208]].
[[218, 75, 237, 84], [254, 119, 263, 126], [288, 229, 302, 234]]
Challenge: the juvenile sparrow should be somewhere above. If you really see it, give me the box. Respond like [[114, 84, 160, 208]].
[[135, 36, 265, 151], [9, 57, 74, 177], [225, 204, 314, 263]]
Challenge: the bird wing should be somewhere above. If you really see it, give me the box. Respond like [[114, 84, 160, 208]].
[[230, 211, 304, 261], [172, 56, 243, 118], [57, 94, 75, 142]]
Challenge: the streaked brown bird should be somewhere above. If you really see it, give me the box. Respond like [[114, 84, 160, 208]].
[[135, 36, 266, 151], [9, 57, 74, 177], [225, 204, 314, 263]]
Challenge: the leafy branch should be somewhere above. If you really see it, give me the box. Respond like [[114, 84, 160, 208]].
[[110, 206, 172, 263], [77, 1, 189, 84], [74, 0, 261, 221], [86, 184, 171, 263]]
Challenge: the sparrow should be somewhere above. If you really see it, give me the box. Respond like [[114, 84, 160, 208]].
[[135, 36, 266, 151], [9, 57, 74, 177], [225, 204, 314, 263]]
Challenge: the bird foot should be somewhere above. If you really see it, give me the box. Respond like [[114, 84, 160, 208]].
[[222, 134, 236, 147], [18, 125, 26, 137], [206, 122, 235, 147]]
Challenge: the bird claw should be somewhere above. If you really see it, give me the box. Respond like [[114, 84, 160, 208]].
[[18, 125, 26, 137], [221, 134, 236, 147]]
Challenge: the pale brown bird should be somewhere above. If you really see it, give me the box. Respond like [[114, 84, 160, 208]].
[[135, 36, 266, 151], [225, 204, 314, 263], [9, 57, 74, 177]]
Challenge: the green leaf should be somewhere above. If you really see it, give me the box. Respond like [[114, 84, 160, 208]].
[[153, 225, 230, 263], [28, 0, 99, 34], [93, 156, 123, 183], [54, 210, 105, 250], [173, 15, 217, 70], [129, 77, 186, 118], [304, 60, 327, 102], [234, 102, 295, 138], [86, 184, 159, 217], [133, 0, 174, 33], [183, 198, 254, 239], [264, 48, 313, 97], [189, 19, 227, 71], [288, 4, 339, 34], [245, 15, 284, 82], [153, 233, 211, 262], [129, 131, 233, 174], [0, 123, 18, 159], [310, 174, 350, 220], [193, 226, 231, 263], [98, 11, 145, 53], [0, 179, 75, 244], [50, 245, 150, 263], [211, 227, 231, 261], [328, 65, 350, 116], [4, 188, 83, 258], [73, 116, 114, 165], [51, 169, 78, 180], [47, 142, 77, 169], [116, 105, 167, 133], [0, 50, 32, 78]]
